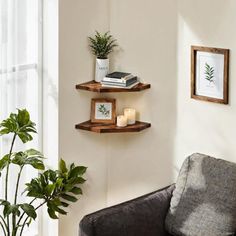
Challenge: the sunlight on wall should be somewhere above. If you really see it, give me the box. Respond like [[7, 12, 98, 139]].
[[174, 0, 236, 173]]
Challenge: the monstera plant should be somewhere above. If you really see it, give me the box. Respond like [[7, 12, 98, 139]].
[[0, 109, 87, 236]]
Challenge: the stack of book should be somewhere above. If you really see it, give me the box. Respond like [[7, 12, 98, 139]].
[[101, 72, 139, 89]]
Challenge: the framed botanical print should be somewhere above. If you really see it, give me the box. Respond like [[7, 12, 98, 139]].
[[191, 46, 229, 104], [91, 98, 116, 124]]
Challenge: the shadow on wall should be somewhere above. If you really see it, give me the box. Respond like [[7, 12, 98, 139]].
[[106, 0, 179, 205], [107, 0, 236, 205]]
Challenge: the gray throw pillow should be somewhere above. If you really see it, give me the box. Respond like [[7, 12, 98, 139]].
[[165, 153, 236, 236]]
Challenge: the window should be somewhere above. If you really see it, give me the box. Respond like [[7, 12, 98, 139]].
[[0, 0, 42, 124], [0, 0, 42, 235]]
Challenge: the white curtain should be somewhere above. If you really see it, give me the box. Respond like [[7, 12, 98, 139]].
[[0, 0, 42, 235]]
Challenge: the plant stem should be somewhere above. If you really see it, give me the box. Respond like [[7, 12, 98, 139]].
[[5, 133, 17, 235], [0, 221, 6, 236], [0, 216, 7, 236], [19, 200, 46, 236], [14, 167, 23, 204], [12, 167, 23, 234]]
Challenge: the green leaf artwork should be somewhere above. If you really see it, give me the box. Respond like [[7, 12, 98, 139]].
[[98, 104, 110, 117], [204, 63, 215, 84], [0, 109, 87, 236]]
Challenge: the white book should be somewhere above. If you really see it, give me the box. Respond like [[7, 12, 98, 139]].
[[101, 81, 139, 89], [101, 77, 138, 87], [103, 74, 135, 83]]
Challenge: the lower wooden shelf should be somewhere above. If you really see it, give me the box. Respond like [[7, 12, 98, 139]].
[[75, 120, 151, 133]]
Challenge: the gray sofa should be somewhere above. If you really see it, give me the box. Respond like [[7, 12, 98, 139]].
[[79, 153, 236, 236], [80, 185, 174, 236]]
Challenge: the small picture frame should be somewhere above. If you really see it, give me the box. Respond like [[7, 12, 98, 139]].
[[191, 46, 229, 104], [91, 98, 116, 124]]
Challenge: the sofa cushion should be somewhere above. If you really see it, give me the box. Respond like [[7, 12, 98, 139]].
[[80, 185, 175, 236], [165, 153, 236, 236]]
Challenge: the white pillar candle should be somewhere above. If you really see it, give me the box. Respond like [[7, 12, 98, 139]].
[[117, 115, 127, 127], [124, 108, 136, 125]]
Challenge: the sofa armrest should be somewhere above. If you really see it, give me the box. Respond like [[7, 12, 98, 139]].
[[79, 184, 175, 236]]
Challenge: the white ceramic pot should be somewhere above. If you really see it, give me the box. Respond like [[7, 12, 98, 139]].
[[95, 58, 109, 82]]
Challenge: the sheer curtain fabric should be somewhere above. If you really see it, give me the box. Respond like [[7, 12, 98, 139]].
[[0, 0, 42, 235]]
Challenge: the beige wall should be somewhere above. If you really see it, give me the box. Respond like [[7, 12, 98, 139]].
[[59, 0, 110, 235], [174, 0, 236, 170], [59, 0, 236, 235], [107, 0, 177, 205]]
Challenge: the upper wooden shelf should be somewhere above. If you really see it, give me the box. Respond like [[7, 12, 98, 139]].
[[76, 80, 151, 93]]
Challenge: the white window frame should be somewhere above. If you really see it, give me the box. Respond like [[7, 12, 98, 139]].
[[38, 0, 43, 153], [38, 0, 44, 235], [40, 0, 59, 235]]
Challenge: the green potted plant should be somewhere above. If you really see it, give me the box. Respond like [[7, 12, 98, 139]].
[[88, 31, 118, 82], [0, 109, 87, 236]]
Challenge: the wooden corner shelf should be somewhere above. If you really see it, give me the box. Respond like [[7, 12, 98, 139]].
[[75, 80, 151, 93], [75, 120, 151, 133]]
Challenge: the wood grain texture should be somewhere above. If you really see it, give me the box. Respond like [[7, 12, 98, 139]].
[[191, 46, 229, 104], [75, 120, 151, 133], [75, 80, 151, 93]]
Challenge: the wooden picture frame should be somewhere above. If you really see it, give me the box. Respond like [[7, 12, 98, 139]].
[[91, 98, 116, 124], [191, 46, 229, 104]]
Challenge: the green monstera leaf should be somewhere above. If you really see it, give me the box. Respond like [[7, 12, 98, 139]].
[[12, 149, 45, 170], [0, 109, 37, 143], [25, 159, 87, 219]]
